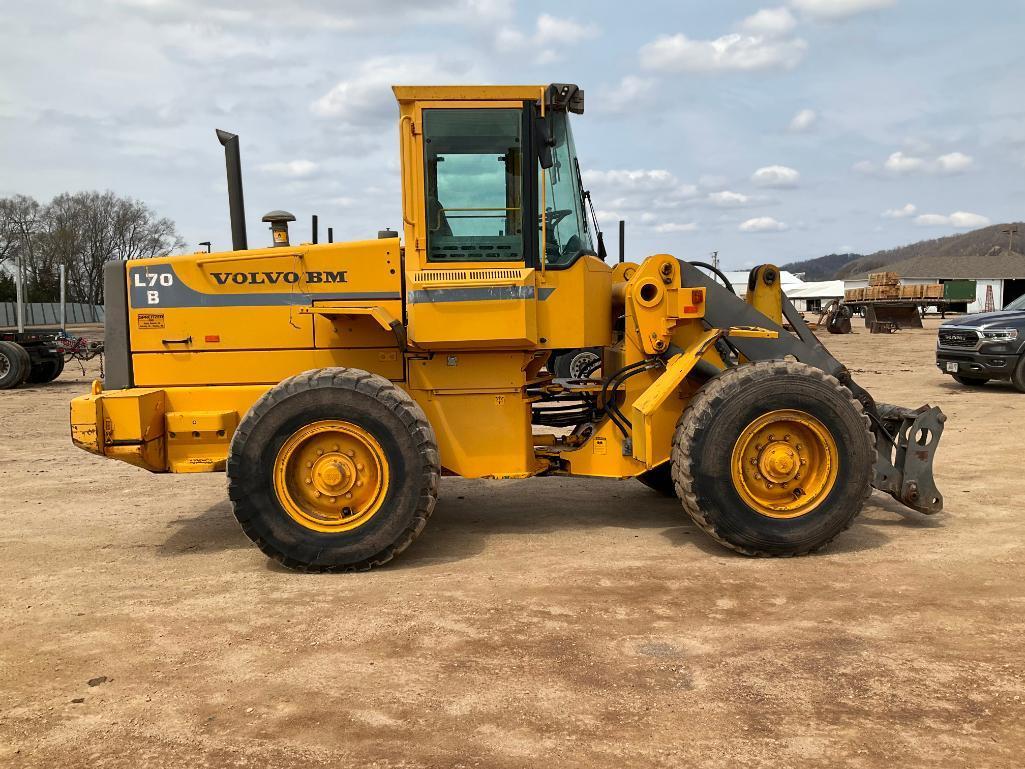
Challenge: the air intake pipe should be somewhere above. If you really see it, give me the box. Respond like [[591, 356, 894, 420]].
[[215, 129, 248, 251]]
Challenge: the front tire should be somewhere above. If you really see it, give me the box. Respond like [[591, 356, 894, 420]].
[[1011, 356, 1025, 393], [227, 368, 439, 571], [672, 360, 873, 556]]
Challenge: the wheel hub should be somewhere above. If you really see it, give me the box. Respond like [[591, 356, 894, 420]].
[[273, 420, 388, 532], [731, 409, 838, 519]]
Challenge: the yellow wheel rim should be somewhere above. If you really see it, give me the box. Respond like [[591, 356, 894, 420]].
[[730, 409, 838, 519], [273, 420, 389, 533]]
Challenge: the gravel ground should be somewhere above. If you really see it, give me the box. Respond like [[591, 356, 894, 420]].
[[1, 318, 1023, 768]]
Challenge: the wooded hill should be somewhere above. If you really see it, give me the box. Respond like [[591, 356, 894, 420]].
[[782, 222, 1024, 280]]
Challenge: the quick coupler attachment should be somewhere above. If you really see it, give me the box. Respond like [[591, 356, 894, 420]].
[[870, 404, 946, 515]]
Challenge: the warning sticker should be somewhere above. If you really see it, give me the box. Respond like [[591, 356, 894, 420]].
[[137, 312, 165, 329], [593, 436, 607, 455]]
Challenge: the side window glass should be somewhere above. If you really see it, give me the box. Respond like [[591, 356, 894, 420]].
[[423, 109, 525, 262]]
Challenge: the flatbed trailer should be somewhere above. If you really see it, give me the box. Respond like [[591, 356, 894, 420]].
[[843, 299, 951, 330]]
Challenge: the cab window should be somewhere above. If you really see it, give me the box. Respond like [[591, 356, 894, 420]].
[[423, 109, 525, 262], [540, 111, 593, 267]]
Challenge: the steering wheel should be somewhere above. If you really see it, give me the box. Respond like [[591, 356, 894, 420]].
[[545, 209, 573, 227]]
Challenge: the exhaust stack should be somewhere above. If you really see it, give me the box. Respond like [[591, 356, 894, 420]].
[[215, 129, 248, 251]]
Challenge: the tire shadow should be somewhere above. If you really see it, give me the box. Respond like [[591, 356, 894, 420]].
[[156, 478, 914, 568]]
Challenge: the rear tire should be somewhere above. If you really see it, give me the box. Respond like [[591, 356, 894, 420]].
[[29, 354, 64, 383], [636, 463, 677, 497], [0, 342, 27, 389], [227, 368, 440, 572], [952, 373, 989, 387], [672, 360, 873, 557]]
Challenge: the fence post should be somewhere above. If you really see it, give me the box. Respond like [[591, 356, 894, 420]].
[[59, 264, 67, 331]]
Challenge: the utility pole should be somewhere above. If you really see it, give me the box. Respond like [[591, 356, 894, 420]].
[[1003, 225, 1018, 254], [711, 251, 719, 271]]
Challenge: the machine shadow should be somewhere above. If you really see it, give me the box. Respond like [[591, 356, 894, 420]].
[[157, 499, 251, 557], [157, 479, 911, 567]]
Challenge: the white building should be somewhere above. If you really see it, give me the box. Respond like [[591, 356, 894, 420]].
[[719, 269, 843, 313]]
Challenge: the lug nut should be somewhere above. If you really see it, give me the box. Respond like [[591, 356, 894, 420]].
[[305, 478, 312, 485]]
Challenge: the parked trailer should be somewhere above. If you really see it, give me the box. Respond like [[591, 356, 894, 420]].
[[0, 329, 65, 389]]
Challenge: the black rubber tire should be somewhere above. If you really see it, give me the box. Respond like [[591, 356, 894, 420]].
[[952, 374, 989, 387], [13, 344, 31, 385], [671, 360, 874, 557], [28, 354, 64, 384], [1011, 356, 1025, 393], [0, 341, 27, 389], [227, 368, 440, 572], [636, 463, 677, 497]]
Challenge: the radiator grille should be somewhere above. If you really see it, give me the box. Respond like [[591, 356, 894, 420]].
[[938, 329, 979, 348]]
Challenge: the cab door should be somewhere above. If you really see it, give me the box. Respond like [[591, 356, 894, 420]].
[[402, 102, 540, 350]]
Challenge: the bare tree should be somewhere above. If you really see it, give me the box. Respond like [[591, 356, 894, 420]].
[[1, 191, 184, 304]]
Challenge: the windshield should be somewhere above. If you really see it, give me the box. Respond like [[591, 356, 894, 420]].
[[1005, 293, 1025, 311], [540, 112, 593, 266]]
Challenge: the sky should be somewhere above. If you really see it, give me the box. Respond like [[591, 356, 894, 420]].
[[1, 0, 1024, 270]]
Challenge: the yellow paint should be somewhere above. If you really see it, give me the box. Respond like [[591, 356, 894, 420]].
[[273, 420, 390, 532], [70, 83, 809, 509], [730, 409, 838, 518]]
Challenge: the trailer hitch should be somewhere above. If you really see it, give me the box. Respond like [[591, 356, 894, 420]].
[[869, 403, 945, 514]]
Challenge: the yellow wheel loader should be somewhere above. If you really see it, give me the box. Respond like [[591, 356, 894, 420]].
[[70, 84, 945, 571]]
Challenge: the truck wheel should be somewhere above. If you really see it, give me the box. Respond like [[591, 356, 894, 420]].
[[29, 354, 64, 383], [0, 342, 28, 389], [672, 360, 873, 557], [1011, 356, 1025, 393], [636, 463, 677, 497], [952, 374, 989, 387], [227, 368, 440, 572]]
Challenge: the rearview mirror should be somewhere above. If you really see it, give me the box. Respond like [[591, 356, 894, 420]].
[[533, 115, 555, 169]]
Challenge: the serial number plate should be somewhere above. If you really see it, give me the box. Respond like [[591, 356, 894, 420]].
[[946, 362, 958, 373]]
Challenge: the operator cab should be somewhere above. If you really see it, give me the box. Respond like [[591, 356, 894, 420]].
[[395, 83, 599, 273]]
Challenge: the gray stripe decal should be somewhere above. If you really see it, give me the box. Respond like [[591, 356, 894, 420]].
[[128, 263, 400, 308], [408, 285, 557, 304]]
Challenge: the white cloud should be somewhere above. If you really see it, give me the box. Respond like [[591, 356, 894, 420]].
[[740, 216, 788, 232], [312, 55, 475, 123], [583, 168, 698, 199], [882, 203, 917, 219], [935, 151, 974, 173], [789, 0, 897, 20], [497, 13, 599, 58], [789, 108, 817, 132], [914, 211, 991, 229], [740, 7, 798, 35], [708, 190, 753, 206], [751, 164, 800, 187], [258, 159, 317, 178], [857, 150, 975, 176], [639, 32, 807, 73], [654, 222, 699, 233], [599, 76, 656, 112]]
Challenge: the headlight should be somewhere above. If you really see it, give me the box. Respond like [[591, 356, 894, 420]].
[[982, 328, 1018, 341]]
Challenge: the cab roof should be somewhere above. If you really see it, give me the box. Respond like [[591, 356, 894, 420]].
[[392, 83, 584, 113]]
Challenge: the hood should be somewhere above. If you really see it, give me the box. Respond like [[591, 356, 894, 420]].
[[942, 310, 1025, 329]]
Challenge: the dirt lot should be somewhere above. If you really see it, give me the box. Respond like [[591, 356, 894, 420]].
[[1, 319, 1023, 768]]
